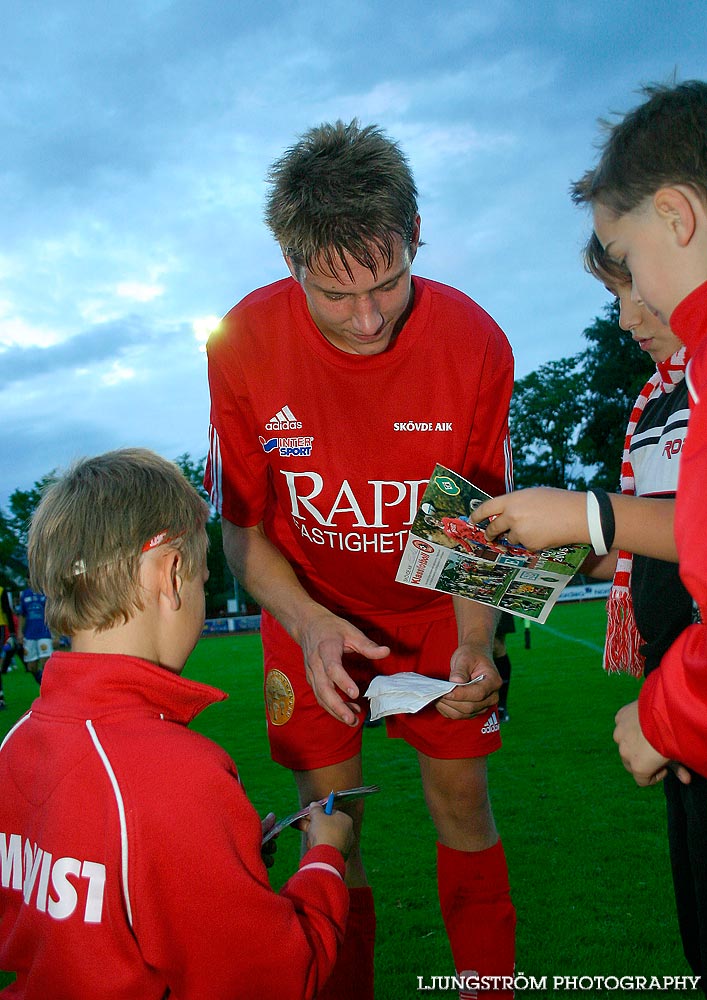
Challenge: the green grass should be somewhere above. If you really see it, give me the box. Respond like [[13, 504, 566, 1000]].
[[0, 603, 693, 998]]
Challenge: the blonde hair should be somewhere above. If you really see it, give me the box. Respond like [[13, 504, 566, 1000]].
[[28, 449, 209, 636]]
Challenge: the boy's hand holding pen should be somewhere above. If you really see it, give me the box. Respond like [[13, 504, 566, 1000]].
[[301, 792, 354, 859], [262, 785, 378, 861], [262, 785, 379, 845]]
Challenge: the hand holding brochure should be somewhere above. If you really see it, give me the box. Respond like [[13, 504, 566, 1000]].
[[395, 465, 590, 624], [262, 785, 380, 844]]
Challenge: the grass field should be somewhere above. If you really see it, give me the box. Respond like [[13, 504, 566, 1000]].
[[0, 601, 695, 998]]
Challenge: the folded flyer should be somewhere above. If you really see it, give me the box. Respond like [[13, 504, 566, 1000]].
[[395, 465, 590, 624]]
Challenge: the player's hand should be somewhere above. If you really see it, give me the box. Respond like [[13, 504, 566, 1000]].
[[613, 700, 671, 786], [472, 488, 587, 551], [436, 642, 501, 720], [298, 608, 390, 727], [260, 812, 278, 869], [300, 801, 354, 859]]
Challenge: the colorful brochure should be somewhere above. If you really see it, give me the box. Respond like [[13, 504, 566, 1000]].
[[395, 465, 590, 624]]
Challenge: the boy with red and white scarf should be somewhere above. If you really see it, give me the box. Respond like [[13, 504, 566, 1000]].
[[471, 227, 705, 983]]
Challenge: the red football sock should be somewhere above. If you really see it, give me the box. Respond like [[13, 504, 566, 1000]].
[[316, 886, 376, 1000], [437, 840, 516, 999]]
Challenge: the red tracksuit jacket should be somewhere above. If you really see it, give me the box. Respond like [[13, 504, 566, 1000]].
[[640, 279, 707, 776], [0, 652, 348, 998]]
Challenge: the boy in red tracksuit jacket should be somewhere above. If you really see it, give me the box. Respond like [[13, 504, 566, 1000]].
[[0, 448, 352, 1000], [571, 80, 707, 785]]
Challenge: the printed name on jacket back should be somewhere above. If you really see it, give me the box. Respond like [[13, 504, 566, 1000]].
[[1, 833, 106, 923]]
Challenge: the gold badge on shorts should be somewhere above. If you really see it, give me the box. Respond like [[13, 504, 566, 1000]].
[[265, 668, 295, 726]]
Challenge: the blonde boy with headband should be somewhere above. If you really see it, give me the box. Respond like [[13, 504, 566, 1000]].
[[0, 448, 352, 1000]]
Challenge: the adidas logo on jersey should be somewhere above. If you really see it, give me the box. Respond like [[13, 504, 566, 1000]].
[[265, 404, 302, 431], [481, 712, 499, 734]]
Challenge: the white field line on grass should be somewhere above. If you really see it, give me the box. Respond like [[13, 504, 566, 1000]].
[[539, 624, 604, 654]]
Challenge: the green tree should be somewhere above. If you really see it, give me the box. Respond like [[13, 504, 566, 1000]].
[[173, 453, 210, 503], [0, 509, 26, 589], [173, 453, 254, 617], [0, 457, 252, 619], [575, 299, 655, 489], [510, 356, 587, 489], [0, 473, 58, 589]]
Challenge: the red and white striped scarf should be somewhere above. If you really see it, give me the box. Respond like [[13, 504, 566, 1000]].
[[603, 346, 688, 675]]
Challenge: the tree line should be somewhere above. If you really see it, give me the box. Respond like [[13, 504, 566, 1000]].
[[0, 456, 244, 618], [1, 298, 650, 614], [512, 299, 653, 490]]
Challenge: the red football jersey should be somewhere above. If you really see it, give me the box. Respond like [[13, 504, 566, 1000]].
[[205, 275, 513, 622]]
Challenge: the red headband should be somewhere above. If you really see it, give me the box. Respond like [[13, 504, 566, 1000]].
[[141, 530, 185, 553]]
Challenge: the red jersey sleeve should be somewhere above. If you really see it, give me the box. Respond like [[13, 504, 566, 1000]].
[[457, 316, 514, 496], [639, 624, 707, 776], [204, 312, 269, 526], [128, 734, 348, 999]]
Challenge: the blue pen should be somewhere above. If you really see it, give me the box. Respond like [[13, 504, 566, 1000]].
[[324, 790, 335, 815]]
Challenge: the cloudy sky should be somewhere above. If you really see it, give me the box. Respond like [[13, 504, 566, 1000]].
[[1, 0, 704, 506]]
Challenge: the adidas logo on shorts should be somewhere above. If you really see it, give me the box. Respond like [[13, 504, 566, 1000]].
[[481, 711, 499, 735]]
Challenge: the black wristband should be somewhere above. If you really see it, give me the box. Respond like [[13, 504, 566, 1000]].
[[589, 488, 616, 552]]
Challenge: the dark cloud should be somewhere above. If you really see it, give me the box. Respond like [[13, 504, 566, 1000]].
[[0, 315, 176, 388]]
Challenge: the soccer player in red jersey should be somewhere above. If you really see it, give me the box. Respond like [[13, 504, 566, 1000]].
[[205, 120, 516, 998]]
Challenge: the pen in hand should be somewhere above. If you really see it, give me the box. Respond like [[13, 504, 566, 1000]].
[[324, 790, 335, 815]]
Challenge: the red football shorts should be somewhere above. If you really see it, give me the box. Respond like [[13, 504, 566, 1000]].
[[261, 607, 502, 771]]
